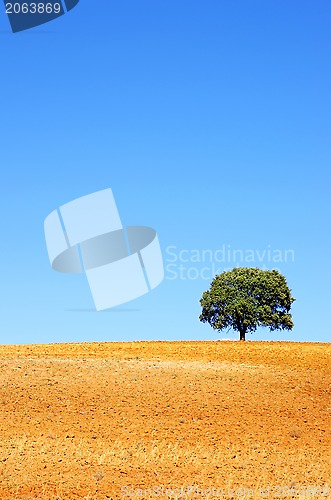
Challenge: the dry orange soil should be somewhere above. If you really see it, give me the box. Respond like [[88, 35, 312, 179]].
[[0, 341, 329, 500]]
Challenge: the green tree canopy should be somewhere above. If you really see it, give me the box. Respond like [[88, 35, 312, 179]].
[[199, 267, 295, 341]]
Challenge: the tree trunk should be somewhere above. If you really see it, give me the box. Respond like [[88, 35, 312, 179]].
[[239, 329, 246, 341]]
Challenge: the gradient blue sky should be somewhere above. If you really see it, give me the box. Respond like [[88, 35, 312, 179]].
[[0, 0, 330, 344]]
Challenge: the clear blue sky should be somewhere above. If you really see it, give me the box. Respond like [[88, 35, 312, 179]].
[[0, 0, 330, 344]]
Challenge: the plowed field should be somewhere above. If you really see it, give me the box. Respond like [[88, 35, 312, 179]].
[[0, 341, 330, 499]]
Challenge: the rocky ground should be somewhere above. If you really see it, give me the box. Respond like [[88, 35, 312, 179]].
[[0, 341, 329, 499]]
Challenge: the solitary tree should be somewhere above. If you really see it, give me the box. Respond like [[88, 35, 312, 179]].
[[199, 267, 295, 341]]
